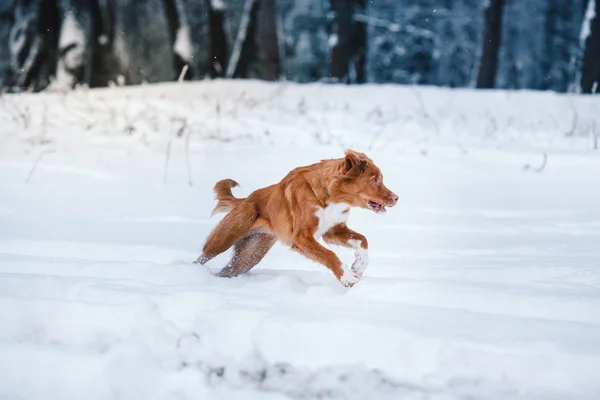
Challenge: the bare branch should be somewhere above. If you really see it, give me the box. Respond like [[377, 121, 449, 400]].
[[354, 13, 436, 40], [185, 128, 193, 186], [593, 121, 598, 151], [26, 149, 56, 183], [163, 139, 172, 184], [523, 153, 548, 173], [564, 105, 579, 137], [178, 65, 189, 83]]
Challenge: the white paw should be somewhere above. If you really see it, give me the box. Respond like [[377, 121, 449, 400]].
[[339, 264, 361, 287], [351, 248, 369, 277]]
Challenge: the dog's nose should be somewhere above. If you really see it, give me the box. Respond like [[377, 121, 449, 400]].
[[389, 193, 399, 206]]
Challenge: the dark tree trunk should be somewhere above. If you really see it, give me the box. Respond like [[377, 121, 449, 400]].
[[0, 4, 13, 90], [162, 0, 188, 79], [9, 0, 61, 91], [112, 0, 176, 85], [234, 0, 259, 78], [476, 0, 504, 89], [227, 0, 281, 80], [540, 0, 581, 93], [540, 0, 559, 91], [209, 4, 228, 77], [581, 0, 600, 93], [352, 0, 366, 83], [329, 0, 352, 82], [255, 0, 281, 81], [166, 0, 213, 81], [54, 0, 95, 89], [89, 0, 113, 88], [277, 0, 329, 83]]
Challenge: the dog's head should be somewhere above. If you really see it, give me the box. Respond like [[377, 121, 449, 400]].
[[332, 150, 398, 213]]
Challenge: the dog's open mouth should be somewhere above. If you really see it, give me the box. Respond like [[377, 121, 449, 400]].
[[367, 200, 386, 213]]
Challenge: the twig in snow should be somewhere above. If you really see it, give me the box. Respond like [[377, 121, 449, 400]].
[[486, 112, 498, 137], [368, 123, 389, 151], [298, 97, 306, 115], [1, 99, 21, 127], [16, 104, 31, 130], [564, 106, 579, 137], [185, 128, 193, 186], [164, 139, 172, 184], [216, 101, 221, 136], [176, 117, 188, 137], [229, 91, 246, 117], [523, 152, 548, 173], [412, 90, 439, 133], [592, 121, 598, 151], [26, 149, 56, 183], [171, 117, 193, 186], [176, 332, 201, 349], [40, 102, 48, 140]]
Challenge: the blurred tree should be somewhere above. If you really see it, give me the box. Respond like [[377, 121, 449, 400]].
[[366, 0, 478, 86], [433, 0, 482, 88], [0, 0, 13, 90], [278, 0, 328, 82], [52, 0, 94, 90], [256, 0, 281, 80], [0, 0, 595, 93], [8, 0, 60, 91], [476, 0, 504, 88], [581, 0, 600, 93], [540, 0, 585, 92], [327, 0, 366, 83], [329, 0, 352, 82], [351, 0, 367, 83], [367, 0, 432, 84], [224, 0, 255, 78], [209, 0, 228, 77], [224, 0, 280, 80], [112, 0, 175, 84]]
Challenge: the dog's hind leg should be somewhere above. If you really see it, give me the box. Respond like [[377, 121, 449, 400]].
[[196, 201, 258, 265], [217, 232, 276, 277]]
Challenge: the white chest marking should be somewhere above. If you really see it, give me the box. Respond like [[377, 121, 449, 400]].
[[314, 203, 350, 239]]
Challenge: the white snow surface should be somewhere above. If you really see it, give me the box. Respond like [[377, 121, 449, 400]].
[[0, 80, 599, 400]]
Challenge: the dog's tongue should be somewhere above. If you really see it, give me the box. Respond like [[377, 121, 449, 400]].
[[369, 201, 386, 213]]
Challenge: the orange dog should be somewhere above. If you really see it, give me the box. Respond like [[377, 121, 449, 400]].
[[196, 150, 398, 286]]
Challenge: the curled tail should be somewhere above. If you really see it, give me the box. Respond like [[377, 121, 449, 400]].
[[211, 179, 244, 216]]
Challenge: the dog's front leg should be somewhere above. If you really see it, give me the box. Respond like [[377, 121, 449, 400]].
[[323, 224, 369, 278], [291, 234, 360, 287]]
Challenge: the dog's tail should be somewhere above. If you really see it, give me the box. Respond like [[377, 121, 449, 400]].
[[211, 179, 244, 216]]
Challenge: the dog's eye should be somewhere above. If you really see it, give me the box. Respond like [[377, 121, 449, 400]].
[[372, 178, 378, 184]]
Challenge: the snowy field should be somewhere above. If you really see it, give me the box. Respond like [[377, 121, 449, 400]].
[[1, 80, 599, 400]]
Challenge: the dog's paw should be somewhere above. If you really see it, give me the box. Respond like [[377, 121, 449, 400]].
[[339, 265, 361, 287], [351, 249, 369, 278]]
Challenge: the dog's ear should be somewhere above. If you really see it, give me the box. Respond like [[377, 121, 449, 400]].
[[343, 150, 368, 177]]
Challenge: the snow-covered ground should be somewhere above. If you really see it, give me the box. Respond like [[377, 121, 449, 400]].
[[0, 80, 599, 400]]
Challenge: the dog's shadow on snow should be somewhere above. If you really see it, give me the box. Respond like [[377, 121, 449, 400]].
[[201, 264, 406, 296]]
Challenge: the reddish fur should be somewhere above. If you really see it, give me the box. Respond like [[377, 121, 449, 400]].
[[196, 150, 398, 286]]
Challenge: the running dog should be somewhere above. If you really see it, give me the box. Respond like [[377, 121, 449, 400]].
[[196, 150, 398, 287]]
